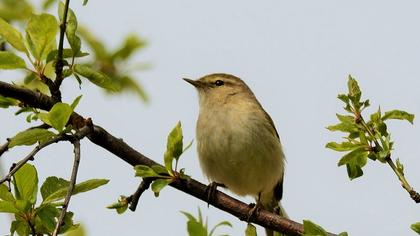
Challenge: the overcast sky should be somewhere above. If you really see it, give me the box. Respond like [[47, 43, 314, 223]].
[[1, 0, 420, 235]]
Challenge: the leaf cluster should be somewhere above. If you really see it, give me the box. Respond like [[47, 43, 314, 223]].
[[326, 75, 414, 180], [0, 164, 108, 236], [181, 208, 232, 236]]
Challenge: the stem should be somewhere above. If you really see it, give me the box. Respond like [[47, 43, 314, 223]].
[[53, 0, 71, 101], [53, 139, 81, 236]]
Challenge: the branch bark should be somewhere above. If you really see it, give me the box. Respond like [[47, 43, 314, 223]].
[[0, 81, 337, 236]]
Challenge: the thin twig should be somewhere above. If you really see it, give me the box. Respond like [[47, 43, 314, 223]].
[[128, 178, 152, 211], [0, 135, 69, 185], [53, 139, 81, 236], [0, 126, 92, 185], [0, 140, 9, 157], [52, 0, 71, 101]]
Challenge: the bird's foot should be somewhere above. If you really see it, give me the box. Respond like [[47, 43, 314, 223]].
[[205, 182, 225, 206], [247, 202, 261, 222]]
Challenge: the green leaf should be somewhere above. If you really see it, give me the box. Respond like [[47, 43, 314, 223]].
[[8, 128, 55, 148], [25, 13, 59, 60], [245, 223, 257, 236], [303, 220, 328, 236], [49, 103, 73, 131], [0, 51, 26, 69], [382, 110, 415, 124], [209, 221, 232, 236], [13, 164, 38, 204], [151, 165, 169, 175], [59, 2, 81, 56], [46, 49, 89, 63], [181, 211, 197, 222], [347, 75, 361, 107], [106, 196, 128, 214], [396, 158, 404, 175], [83, 0, 88, 6], [42, 0, 56, 10], [337, 94, 349, 104], [0, 184, 14, 202], [14, 199, 32, 212], [73, 64, 117, 91], [134, 165, 160, 178], [111, 34, 146, 60], [0, 201, 19, 213], [151, 179, 172, 197], [411, 222, 420, 234], [36, 204, 60, 231], [338, 147, 368, 180], [186, 220, 207, 236], [11, 220, 30, 236], [0, 17, 27, 52], [164, 121, 183, 174], [325, 142, 362, 152], [59, 211, 78, 234], [0, 95, 18, 108], [71, 95, 83, 109], [326, 122, 359, 133], [43, 179, 109, 203], [338, 232, 349, 236], [41, 176, 70, 202]]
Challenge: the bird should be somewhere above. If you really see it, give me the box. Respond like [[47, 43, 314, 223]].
[[184, 73, 286, 236]]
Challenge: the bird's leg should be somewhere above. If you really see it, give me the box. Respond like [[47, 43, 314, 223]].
[[205, 182, 225, 206], [247, 192, 262, 221]]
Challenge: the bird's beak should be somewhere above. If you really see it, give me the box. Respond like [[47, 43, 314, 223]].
[[183, 78, 203, 88]]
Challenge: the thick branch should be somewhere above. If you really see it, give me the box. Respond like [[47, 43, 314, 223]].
[[0, 81, 337, 236]]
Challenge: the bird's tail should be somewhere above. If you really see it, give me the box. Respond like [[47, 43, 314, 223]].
[[261, 181, 287, 236]]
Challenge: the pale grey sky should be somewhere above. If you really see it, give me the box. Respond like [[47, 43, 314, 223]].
[[1, 0, 420, 235]]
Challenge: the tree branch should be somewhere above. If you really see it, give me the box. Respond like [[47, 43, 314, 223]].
[[0, 81, 337, 236], [128, 178, 152, 211], [52, 0, 71, 101], [53, 139, 81, 236]]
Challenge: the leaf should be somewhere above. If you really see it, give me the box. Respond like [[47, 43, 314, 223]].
[[382, 110, 415, 124], [338, 232, 348, 236], [164, 121, 183, 174], [46, 49, 89, 63], [326, 122, 359, 133], [0, 95, 18, 108], [46, 102, 73, 132], [8, 128, 55, 148], [59, 2, 81, 56], [209, 221, 232, 236], [302, 220, 328, 236], [151, 179, 172, 197], [0, 17, 27, 52], [0, 201, 19, 213], [134, 165, 160, 177], [181, 211, 197, 222], [0, 51, 26, 69], [325, 142, 362, 152], [111, 34, 146, 60], [25, 13, 59, 60], [338, 147, 368, 166], [0, 184, 14, 202], [337, 94, 349, 104], [411, 222, 420, 234], [83, 0, 88, 6], [347, 75, 361, 107], [11, 220, 30, 236], [71, 95, 83, 109], [13, 164, 38, 204], [36, 204, 60, 231], [41, 176, 70, 201], [73, 64, 117, 91], [245, 223, 257, 236], [43, 179, 109, 203], [186, 220, 207, 236], [106, 196, 128, 214], [151, 165, 169, 175], [396, 158, 404, 175], [42, 0, 56, 10]]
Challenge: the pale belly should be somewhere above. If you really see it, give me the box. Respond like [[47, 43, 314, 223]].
[[196, 111, 285, 197]]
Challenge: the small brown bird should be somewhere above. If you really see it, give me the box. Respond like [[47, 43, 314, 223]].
[[184, 73, 286, 236]]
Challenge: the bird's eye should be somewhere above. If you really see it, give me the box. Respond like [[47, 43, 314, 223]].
[[214, 80, 224, 86]]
